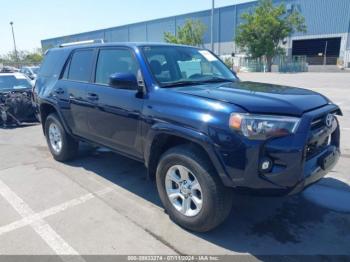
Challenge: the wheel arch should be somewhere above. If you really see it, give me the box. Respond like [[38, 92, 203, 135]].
[[144, 123, 234, 187], [39, 102, 71, 136]]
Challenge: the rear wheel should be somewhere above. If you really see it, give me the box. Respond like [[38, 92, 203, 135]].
[[156, 145, 233, 232], [44, 113, 79, 162]]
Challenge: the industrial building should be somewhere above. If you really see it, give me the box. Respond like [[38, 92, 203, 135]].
[[41, 0, 350, 69]]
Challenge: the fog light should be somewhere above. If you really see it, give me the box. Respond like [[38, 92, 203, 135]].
[[260, 158, 273, 173]]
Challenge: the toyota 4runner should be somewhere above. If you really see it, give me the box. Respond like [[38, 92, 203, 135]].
[[34, 43, 341, 232]]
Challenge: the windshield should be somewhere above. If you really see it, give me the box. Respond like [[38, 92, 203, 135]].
[[141, 46, 237, 87], [0, 75, 32, 90]]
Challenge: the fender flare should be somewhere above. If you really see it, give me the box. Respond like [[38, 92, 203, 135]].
[[39, 99, 74, 136], [144, 122, 234, 187]]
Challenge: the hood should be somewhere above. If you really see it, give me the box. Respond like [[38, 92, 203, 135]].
[[173, 81, 329, 116]]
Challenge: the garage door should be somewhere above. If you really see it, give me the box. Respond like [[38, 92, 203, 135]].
[[292, 37, 341, 65]]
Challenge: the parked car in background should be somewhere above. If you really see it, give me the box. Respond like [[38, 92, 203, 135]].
[[20, 66, 40, 80], [0, 66, 19, 73], [34, 42, 341, 232], [0, 73, 37, 127]]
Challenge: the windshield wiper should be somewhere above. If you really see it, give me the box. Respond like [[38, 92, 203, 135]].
[[161, 81, 206, 88], [198, 77, 235, 83], [161, 78, 235, 88]]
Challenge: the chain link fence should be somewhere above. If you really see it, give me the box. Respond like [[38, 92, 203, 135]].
[[278, 55, 308, 73], [239, 57, 266, 72], [226, 55, 309, 73]]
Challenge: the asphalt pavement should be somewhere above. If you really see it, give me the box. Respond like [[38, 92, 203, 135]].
[[0, 72, 349, 260]]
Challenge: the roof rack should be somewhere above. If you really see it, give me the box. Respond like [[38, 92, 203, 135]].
[[59, 39, 104, 48]]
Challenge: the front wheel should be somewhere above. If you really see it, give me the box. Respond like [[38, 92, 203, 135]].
[[156, 145, 233, 232], [44, 113, 79, 162]]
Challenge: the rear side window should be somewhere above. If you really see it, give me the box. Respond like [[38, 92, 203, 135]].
[[95, 49, 139, 86], [68, 50, 94, 82]]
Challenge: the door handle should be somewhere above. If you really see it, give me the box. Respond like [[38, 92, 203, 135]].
[[54, 88, 65, 95], [87, 93, 99, 101]]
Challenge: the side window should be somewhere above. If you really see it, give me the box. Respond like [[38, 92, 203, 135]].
[[61, 60, 70, 79], [95, 49, 139, 86], [62, 61, 70, 79], [68, 50, 94, 82]]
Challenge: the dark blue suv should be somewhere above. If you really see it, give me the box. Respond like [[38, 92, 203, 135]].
[[34, 43, 341, 232]]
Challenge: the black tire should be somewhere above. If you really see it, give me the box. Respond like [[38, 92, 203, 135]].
[[156, 144, 233, 232], [44, 113, 79, 162]]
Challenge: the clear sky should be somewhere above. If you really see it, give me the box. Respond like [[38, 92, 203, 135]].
[[0, 0, 255, 55]]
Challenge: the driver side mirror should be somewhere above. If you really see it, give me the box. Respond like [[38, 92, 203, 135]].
[[109, 72, 138, 90]]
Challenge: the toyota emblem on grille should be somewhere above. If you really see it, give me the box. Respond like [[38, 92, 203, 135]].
[[325, 114, 334, 127]]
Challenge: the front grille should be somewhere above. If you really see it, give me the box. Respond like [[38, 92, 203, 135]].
[[310, 109, 338, 130], [305, 135, 330, 159], [306, 110, 338, 159], [310, 116, 324, 130]]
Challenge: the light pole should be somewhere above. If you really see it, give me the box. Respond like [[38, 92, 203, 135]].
[[211, 0, 215, 52], [9, 21, 19, 63]]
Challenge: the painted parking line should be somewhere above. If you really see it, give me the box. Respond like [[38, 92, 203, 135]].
[[0, 180, 113, 261], [0, 187, 112, 237]]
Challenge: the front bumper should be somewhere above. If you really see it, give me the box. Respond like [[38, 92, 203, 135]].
[[211, 104, 341, 195], [288, 146, 340, 195]]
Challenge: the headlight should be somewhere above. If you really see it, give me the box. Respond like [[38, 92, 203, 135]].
[[229, 113, 300, 140]]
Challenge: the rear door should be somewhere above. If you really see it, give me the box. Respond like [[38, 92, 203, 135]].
[[57, 48, 96, 138], [86, 47, 144, 159]]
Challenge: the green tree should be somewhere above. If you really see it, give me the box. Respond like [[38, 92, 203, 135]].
[[164, 19, 206, 46], [235, 0, 306, 71], [0, 48, 43, 66], [42, 44, 54, 53], [24, 48, 44, 64]]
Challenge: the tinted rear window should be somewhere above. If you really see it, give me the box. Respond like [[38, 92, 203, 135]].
[[68, 50, 94, 82], [40, 50, 68, 78]]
